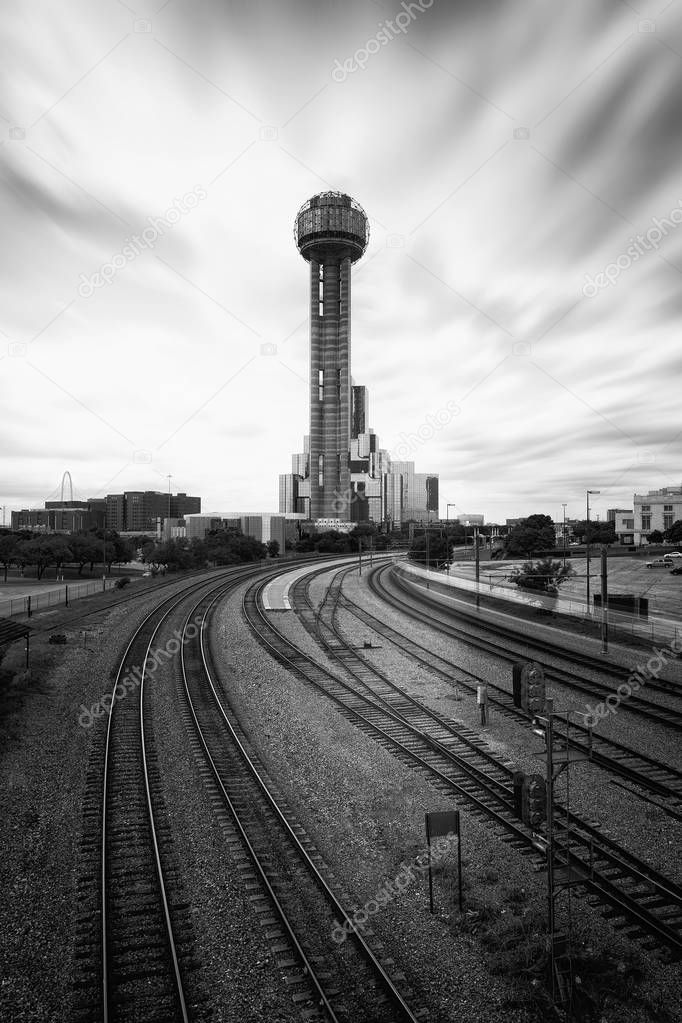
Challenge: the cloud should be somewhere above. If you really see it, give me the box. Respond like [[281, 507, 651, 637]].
[[1, 0, 680, 522]]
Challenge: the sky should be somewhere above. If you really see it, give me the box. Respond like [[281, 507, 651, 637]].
[[1, 0, 681, 525]]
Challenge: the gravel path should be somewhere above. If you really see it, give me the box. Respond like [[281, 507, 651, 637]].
[[1, 563, 679, 1023], [0, 581, 201, 1022], [148, 613, 303, 1022], [213, 580, 545, 1022], [336, 573, 682, 882]]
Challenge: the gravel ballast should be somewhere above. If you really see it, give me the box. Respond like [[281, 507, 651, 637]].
[[1, 562, 679, 1023]]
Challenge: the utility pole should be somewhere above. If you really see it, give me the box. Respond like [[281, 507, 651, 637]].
[[561, 503, 567, 568], [586, 490, 600, 614], [446, 503, 456, 574], [102, 505, 107, 591], [474, 525, 480, 609], [533, 699, 593, 1016], [600, 546, 608, 654], [166, 473, 172, 541], [474, 526, 480, 585]]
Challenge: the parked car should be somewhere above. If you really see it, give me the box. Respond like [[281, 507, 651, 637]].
[[663, 552, 682, 560], [646, 559, 668, 568], [670, 567, 682, 576]]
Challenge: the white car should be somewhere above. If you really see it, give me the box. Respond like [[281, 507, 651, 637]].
[[663, 552, 682, 560]]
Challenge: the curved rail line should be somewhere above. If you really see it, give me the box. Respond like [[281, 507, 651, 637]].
[[379, 563, 682, 733], [100, 575, 231, 1022], [177, 577, 425, 1022], [94, 562, 322, 1022], [327, 563, 682, 806], [244, 566, 682, 960]]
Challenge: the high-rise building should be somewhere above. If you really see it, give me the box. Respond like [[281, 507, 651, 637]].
[[280, 193, 439, 529], [104, 491, 201, 532], [351, 385, 369, 439], [292, 452, 308, 478], [383, 472, 403, 527], [278, 473, 300, 514], [294, 192, 369, 521], [105, 494, 126, 532]]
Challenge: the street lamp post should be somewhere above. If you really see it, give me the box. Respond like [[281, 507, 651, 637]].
[[446, 503, 456, 574], [166, 474, 172, 541], [586, 490, 600, 613], [561, 503, 567, 568], [102, 505, 107, 591]]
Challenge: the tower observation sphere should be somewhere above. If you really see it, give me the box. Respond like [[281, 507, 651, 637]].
[[295, 192, 369, 263], [294, 193, 369, 522]]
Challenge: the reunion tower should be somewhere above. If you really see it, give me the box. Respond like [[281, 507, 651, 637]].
[[294, 192, 369, 521]]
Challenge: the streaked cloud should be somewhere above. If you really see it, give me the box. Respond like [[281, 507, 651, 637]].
[[1, 0, 680, 522]]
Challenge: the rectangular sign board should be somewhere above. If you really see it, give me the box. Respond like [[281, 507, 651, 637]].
[[425, 810, 460, 840]]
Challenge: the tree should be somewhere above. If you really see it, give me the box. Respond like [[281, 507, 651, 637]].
[[189, 537, 208, 567], [19, 537, 59, 580], [348, 523, 377, 552], [150, 539, 195, 571], [0, 534, 19, 582], [312, 530, 350, 554], [510, 557, 574, 596], [408, 533, 453, 569], [49, 536, 73, 577], [572, 520, 615, 546], [504, 515, 556, 557], [647, 529, 664, 545], [203, 528, 266, 565], [664, 520, 682, 543], [266, 539, 280, 558], [68, 534, 101, 575], [111, 534, 134, 567]]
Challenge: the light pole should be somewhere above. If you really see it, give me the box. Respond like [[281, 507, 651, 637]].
[[102, 504, 107, 590], [561, 503, 567, 568], [446, 503, 456, 573], [166, 474, 172, 541], [586, 490, 600, 613]]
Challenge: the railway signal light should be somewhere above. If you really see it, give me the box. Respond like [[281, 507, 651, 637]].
[[513, 661, 546, 716], [521, 773, 547, 829]]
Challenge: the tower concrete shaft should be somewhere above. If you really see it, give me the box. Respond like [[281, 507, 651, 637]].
[[294, 191, 369, 522], [309, 255, 352, 518]]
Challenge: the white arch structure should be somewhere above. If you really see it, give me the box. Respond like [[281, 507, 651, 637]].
[[60, 471, 73, 504]]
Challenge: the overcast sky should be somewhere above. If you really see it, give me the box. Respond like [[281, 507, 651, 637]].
[[1, 0, 681, 525]]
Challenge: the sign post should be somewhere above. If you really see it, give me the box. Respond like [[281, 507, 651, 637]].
[[477, 685, 489, 726], [425, 810, 462, 913]]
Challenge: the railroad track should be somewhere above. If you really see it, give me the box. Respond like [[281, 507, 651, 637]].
[[22, 559, 310, 636], [323, 564, 682, 807], [247, 567, 682, 960], [73, 563, 302, 1023], [173, 577, 427, 1022], [97, 578, 221, 1022], [380, 563, 682, 733]]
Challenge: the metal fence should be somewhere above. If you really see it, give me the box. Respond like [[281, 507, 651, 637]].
[[397, 560, 682, 648], [0, 578, 117, 619]]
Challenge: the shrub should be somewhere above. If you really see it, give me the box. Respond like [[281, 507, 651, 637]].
[[115, 576, 131, 589]]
